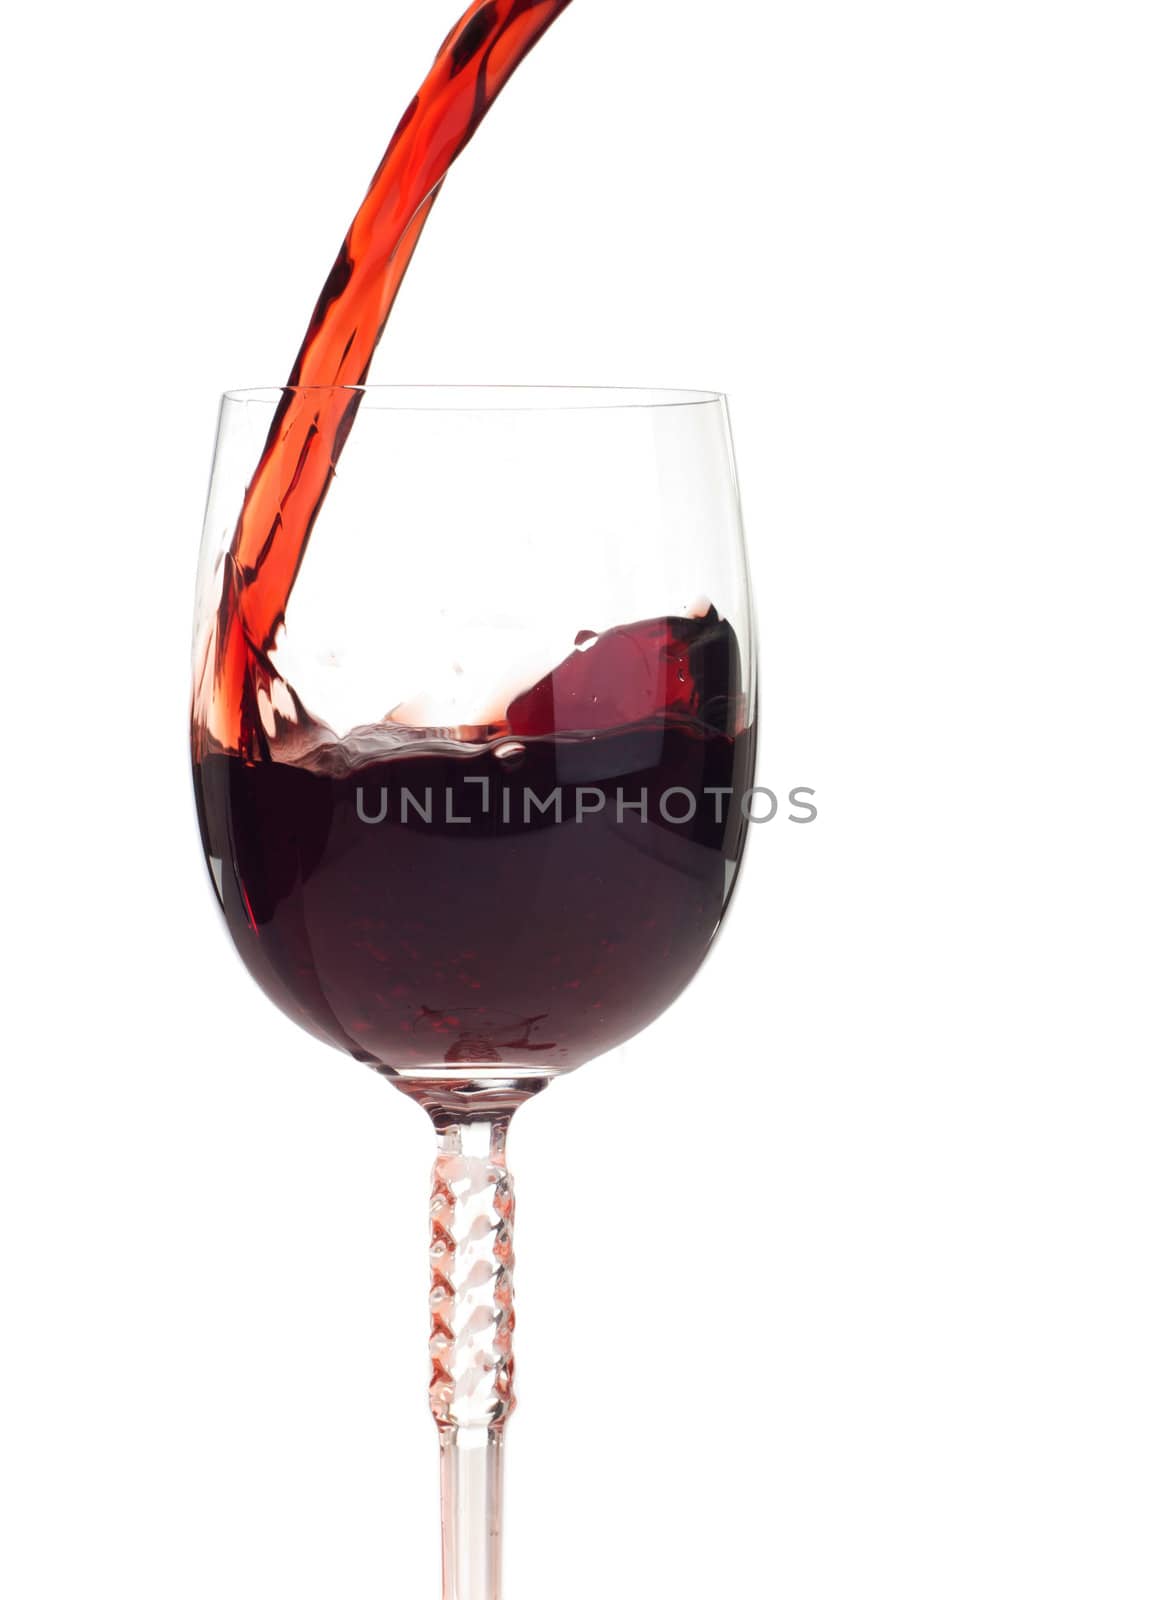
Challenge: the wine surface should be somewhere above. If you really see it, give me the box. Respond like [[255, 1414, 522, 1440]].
[[194, 616, 753, 1076]]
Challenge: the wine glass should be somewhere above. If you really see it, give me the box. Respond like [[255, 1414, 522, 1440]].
[[191, 384, 757, 1599]]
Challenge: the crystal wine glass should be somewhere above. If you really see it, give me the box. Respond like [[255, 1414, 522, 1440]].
[[191, 383, 757, 1599]]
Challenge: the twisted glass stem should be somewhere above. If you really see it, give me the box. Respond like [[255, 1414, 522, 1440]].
[[428, 1114, 517, 1600]]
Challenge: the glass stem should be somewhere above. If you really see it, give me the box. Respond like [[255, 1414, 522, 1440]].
[[428, 1112, 517, 1600], [438, 1428, 504, 1600]]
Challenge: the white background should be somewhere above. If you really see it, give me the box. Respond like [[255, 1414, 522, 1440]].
[[2, 1, 1164, 1595]]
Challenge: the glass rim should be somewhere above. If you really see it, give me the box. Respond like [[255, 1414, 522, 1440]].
[[220, 383, 726, 412]]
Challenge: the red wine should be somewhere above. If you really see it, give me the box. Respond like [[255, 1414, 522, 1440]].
[[193, 614, 753, 1076], [193, 0, 575, 760], [191, 0, 757, 1078]]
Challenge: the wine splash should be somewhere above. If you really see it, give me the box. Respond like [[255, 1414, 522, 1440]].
[[193, 0, 575, 760]]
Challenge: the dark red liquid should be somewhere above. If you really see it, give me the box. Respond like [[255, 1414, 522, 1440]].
[[191, 0, 757, 1076], [194, 613, 753, 1077]]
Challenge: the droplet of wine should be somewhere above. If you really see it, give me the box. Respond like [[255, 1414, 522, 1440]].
[[493, 740, 526, 767]]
